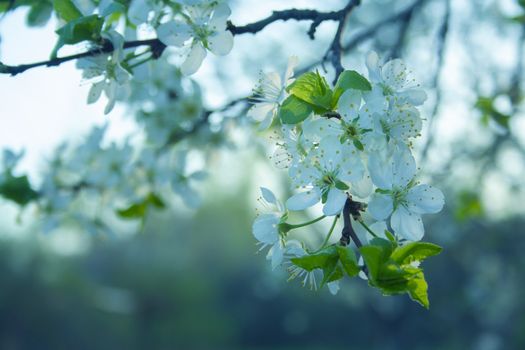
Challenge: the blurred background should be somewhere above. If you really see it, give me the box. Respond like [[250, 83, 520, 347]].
[[1, 0, 525, 349]]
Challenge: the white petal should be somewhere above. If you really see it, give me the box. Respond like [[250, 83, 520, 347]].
[[406, 184, 444, 214], [323, 188, 347, 216], [367, 149, 393, 189], [285, 189, 320, 211], [252, 214, 279, 244], [208, 30, 233, 56], [350, 173, 373, 199], [209, 3, 231, 31], [181, 43, 207, 75], [365, 51, 381, 82], [269, 242, 284, 269], [381, 59, 407, 90], [283, 55, 299, 85], [248, 102, 276, 122], [87, 82, 104, 104], [157, 20, 192, 47], [390, 206, 424, 241], [338, 148, 365, 183], [327, 281, 340, 295], [338, 89, 361, 121], [258, 113, 274, 131], [370, 221, 388, 239], [103, 82, 118, 114], [400, 88, 427, 106], [392, 145, 416, 188], [367, 193, 394, 220], [260, 187, 277, 205], [128, 0, 150, 25]]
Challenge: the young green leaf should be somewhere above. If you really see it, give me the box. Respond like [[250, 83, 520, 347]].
[[286, 71, 333, 111], [279, 95, 313, 124], [333, 70, 371, 104], [390, 242, 442, 265]]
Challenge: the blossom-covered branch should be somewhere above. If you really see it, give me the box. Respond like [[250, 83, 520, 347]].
[[0, 1, 360, 76]]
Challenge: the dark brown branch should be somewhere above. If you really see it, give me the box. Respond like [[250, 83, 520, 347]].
[[2, 2, 361, 76], [339, 197, 365, 247], [228, 1, 359, 38], [1, 39, 167, 76], [298, 0, 425, 76], [321, 0, 361, 83]]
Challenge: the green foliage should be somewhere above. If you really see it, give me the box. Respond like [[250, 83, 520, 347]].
[[116, 193, 166, 220], [359, 238, 442, 308], [333, 70, 371, 104], [279, 95, 314, 124], [52, 15, 104, 58], [291, 245, 360, 288], [455, 190, 484, 222], [286, 71, 333, 112], [0, 173, 39, 206], [475, 96, 511, 130], [27, 1, 54, 27], [53, 0, 82, 22]]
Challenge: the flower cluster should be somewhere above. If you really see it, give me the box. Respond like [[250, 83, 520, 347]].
[[69, 0, 233, 113], [251, 53, 444, 307]]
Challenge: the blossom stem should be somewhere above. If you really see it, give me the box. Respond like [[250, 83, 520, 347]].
[[310, 215, 339, 253], [357, 220, 378, 238], [288, 215, 326, 229]]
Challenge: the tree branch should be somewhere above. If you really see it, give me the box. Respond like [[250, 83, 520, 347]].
[[1, 2, 361, 76], [419, 0, 450, 164], [339, 197, 365, 248]]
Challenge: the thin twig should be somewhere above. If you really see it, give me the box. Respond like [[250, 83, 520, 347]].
[[1, 2, 361, 76], [419, 0, 450, 164]]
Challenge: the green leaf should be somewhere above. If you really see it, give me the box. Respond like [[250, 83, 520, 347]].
[[286, 71, 333, 111], [334, 180, 349, 191], [455, 190, 483, 221], [336, 246, 359, 277], [475, 96, 511, 130], [0, 174, 39, 206], [391, 242, 442, 265], [359, 245, 383, 281], [360, 238, 434, 308], [116, 192, 166, 220], [321, 263, 344, 287], [333, 70, 371, 104], [52, 15, 104, 58], [53, 0, 82, 22], [279, 95, 314, 124], [291, 246, 338, 272], [407, 272, 429, 308], [27, 1, 53, 27], [352, 139, 364, 151]]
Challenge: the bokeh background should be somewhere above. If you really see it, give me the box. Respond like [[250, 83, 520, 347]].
[[1, 0, 525, 349]]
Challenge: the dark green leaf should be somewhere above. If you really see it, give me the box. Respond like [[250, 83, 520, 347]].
[[0, 174, 39, 206], [334, 180, 349, 191], [116, 192, 166, 220], [291, 246, 338, 272], [279, 95, 313, 124], [27, 1, 53, 27], [53, 0, 82, 22], [336, 246, 359, 276], [333, 70, 371, 105], [52, 15, 104, 57]]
